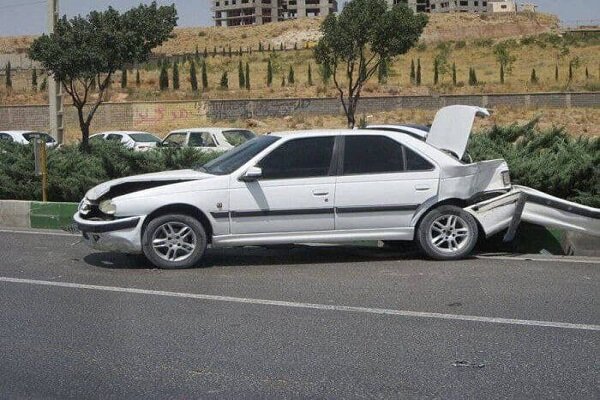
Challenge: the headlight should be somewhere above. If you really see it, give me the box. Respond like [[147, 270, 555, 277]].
[[501, 171, 511, 186], [79, 199, 91, 215], [99, 199, 117, 215]]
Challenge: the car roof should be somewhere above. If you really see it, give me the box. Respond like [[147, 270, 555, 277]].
[[96, 131, 155, 135], [0, 130, 45, 135], [168, 127, 251, 134]]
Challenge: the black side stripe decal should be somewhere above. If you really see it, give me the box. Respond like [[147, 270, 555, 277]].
[[210, 205, 419, 219]]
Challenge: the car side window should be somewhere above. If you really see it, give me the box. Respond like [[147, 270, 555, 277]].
[[405, 146, 434, 171], [0, 133, 13, 142], [258, 137, 335, 180], [189, 132, 216, 147], [163, 132, 187, 147], [106, 134, 122, 142], [343, 135, 405, 175]]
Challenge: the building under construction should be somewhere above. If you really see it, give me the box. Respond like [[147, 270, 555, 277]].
[[212, 0, 338, 27]]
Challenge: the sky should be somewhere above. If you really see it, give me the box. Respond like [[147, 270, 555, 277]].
[[0, 0, 598, 36]]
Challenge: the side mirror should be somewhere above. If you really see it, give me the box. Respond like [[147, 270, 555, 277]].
[[240, 166, 262, 182]]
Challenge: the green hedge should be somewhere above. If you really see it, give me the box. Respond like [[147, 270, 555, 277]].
[[0, 122, 598, 206], [0, 141, 221, 202]]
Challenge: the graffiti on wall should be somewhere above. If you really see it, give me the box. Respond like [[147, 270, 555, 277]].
[[132, 102, 208, 127]]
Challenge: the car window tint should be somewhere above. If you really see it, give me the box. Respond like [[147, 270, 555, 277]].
[[258, 136, 335, 180], [343, 135, 405, 175], [22, 132, 55, 143], [164, 132, 187, 146], [128, 133, 160, 143], [189, 132, 216, 147], [106, 134, 122, 141], [0, 133, 13, 142], [405, 146, 434, 171]]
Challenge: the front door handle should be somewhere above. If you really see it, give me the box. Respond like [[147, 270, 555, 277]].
[[415, 184, 431, 191], [312, 190, 329, 196]]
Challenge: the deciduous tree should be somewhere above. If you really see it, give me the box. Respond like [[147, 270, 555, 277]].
[[314, 0, 427, 127]]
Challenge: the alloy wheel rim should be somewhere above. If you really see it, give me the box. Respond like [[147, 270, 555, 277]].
[[151, 222, 197, 262], [428, 214, 470, 254]]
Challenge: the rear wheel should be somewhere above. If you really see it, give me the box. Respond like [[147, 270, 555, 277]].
[[142, 214, 207, 269], [416, 205, 478, 260]]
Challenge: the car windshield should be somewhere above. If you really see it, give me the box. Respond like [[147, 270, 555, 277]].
[[198, 135, 280, 175], [222, 130, 256, 146], [129, 133, 161, 143], [22, 132, 55, 143]]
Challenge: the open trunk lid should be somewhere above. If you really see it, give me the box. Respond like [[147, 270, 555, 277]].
[[426, 105, 490, 159]]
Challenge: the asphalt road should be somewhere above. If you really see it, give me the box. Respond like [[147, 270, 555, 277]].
[[0, 229, 598, 399]]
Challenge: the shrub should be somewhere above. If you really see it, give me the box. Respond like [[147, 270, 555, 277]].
[[468, 120, 600, 207], [0, 141, 221, 202]]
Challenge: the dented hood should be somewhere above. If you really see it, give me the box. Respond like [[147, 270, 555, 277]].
[[85, 169, 212, 201], [426, 105, 490, 159]]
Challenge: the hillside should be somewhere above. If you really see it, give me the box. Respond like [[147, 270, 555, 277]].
[[0, 12, 559, 55]]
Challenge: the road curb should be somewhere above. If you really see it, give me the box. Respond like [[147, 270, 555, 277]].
[[0, 200, 78, 230]]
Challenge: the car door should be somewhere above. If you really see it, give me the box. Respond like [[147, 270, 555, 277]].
[[162, 132, 187, 148], [334, 134, 439, 231], [229, 136, 337, 234]]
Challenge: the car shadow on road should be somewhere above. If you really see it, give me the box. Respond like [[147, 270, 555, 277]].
[[83, 244, 423, 270]]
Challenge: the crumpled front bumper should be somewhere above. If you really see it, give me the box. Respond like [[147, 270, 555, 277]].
[[73, 213, 146, 253], [466, 185, 600, 239]]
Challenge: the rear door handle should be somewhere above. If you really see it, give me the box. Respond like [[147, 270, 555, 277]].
[[312, 190, 329, 196], [415, 185, 431, 191]]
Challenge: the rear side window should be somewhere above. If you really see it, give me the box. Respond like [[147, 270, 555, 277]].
[[405, 146, 434, 171], [258, 137, 335, 180], [106, 134, 123, 142], [343, 135, 404, 175], [222, 130, 256, 146], [163, 132, 187, 147], [22, 132, 55, 143], [0, 133, 13, 142]]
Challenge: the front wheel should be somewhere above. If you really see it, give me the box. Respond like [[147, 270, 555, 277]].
[[416, 205, 478, 260], [142, 214, 207, 269]]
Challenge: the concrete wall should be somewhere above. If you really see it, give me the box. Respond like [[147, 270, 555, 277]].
[[0, 92, 598, 134]]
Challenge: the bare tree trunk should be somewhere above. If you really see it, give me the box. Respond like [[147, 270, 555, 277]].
[[76, 105, 90, 153]]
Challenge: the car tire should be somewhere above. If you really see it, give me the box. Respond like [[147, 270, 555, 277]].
[[142, 214, 207, 269], [416, 205, 478, 261]]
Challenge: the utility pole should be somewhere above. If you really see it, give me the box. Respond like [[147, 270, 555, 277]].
[[48, 0, 64, 144]]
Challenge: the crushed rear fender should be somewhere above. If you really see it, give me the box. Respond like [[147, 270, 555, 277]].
[[465, 185, 600, 239]]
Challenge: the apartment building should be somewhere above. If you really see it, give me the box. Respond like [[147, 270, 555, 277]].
[[212, 0, 338, 27], [388, 0, 519, 14]]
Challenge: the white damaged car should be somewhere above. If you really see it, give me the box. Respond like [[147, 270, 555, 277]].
[[74, 106, 600, 268]]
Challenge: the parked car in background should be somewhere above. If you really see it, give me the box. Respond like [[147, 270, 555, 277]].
[[90, 131, 162, 151], [0, 131, 57, 147], [161, 128, 256, 151]]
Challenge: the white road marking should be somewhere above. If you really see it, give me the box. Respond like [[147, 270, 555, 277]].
[[476, 255, 600, 265], [0, 229, 77, 237], [1, 276, 599, 332]]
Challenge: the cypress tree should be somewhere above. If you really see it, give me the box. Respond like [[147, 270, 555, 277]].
[[173, 61, 180, 90], [294, 42, 298, 50], [239, 46, 243, 56], [267, 59, 273, 87], [190, 61, 198, 91], [259, 42, 263, 52], [530, 68, 538, 84], [500, 64, 505, 84], [410, 59, 416, 84], [555, 64, 559, 81], [136, 70, 141, 87], [307, 63, 313, 86], [40, 76, 47, 91], [228, 46, 232, 57], [288, 65, 295, 84], [219, 71, 228, 89], [416, 59, 421, 86], [468, 67, 478, 86], [213, 46, 217, 57], [121, 69, 128, 88], [585, 66, 589, 79], [569, 62, 573, 82], [245, 62, 250, 90], [433, 59, 439, 85], [195, 45, 199, 60], [159, 64, 169, 90], [280, 42, 284, 51], [32, 68, 38, 91], [281, 75, 286, 87], [222, 47, 226, 57], [267, 43, 271, 52], [238, 60, 245, 89], [203, 47, 208, 58], [201, 60, 208, 90], [5, 62, 12, 89], [452, 62, 457, 86]]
